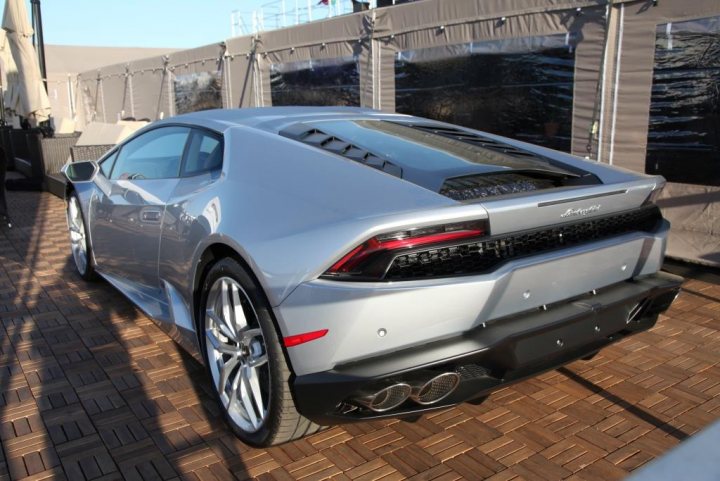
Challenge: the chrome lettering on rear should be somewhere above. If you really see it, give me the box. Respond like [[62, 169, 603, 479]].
[[560, 205, 601, 218]]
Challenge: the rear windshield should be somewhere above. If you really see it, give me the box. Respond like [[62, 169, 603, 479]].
[[305, 119, 575, 176]]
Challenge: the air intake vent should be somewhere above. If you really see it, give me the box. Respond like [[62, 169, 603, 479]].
[[440, 173, 560, 201], [280, 123, 402, 178], [385, 206, 662, 280]]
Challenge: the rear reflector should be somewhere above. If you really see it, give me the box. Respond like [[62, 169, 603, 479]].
[[284, 329, 329, 347]]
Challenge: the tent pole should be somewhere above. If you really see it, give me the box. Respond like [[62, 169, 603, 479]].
[[30, 0, 48, 92]]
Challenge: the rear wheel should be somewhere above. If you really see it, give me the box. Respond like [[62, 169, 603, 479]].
[[199, 257, 321, 446], [66, 193, 96, 281]]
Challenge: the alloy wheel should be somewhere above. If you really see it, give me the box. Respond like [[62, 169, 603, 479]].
[[67, 196, 88, 275], [205, 276, 269, 433]]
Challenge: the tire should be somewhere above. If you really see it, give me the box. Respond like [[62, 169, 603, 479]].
[[66, 193, 97, 281], [198, 257, 321, 446]]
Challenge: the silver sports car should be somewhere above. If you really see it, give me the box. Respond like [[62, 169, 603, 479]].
[[62, 107, 682, 446]]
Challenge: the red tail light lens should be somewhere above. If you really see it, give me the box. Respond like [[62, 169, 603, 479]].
[[642, 184, 665, 206], [324, 220, 487, 280]]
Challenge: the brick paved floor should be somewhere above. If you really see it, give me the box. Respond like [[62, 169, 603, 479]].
[[0, 190, 718, 481]]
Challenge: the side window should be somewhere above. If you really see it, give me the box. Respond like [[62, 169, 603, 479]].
[[99, 150, 119, 178], [110, 126, 190, 180], [182, 129, 223, 177]]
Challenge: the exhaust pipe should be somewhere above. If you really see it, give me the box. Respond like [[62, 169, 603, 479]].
[[410, 372, 460, 405], [353, 383, 411, 412]]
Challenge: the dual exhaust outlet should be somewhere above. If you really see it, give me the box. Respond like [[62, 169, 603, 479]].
[[353, 372, 461, 413]]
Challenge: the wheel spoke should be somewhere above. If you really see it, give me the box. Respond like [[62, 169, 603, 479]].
[[70, 230, 84, 244], [71, 202, 83, 231], [246, 364, 265, 422], [248, 352, 267, 368], [231, 283, 247, 330], [238, 365, 260, 429], [241, 328, 263, 343], [206, 329, 238, 356], [206, 309, 236, 341], [221, 280, 236, 336], [68, 198, 78, 222], [228, 363, 242, 409], [72, 244, 87, 271], [219, 356, 240, 397]]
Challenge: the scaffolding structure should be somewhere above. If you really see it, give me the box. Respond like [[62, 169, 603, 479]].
[[231, 0, 361, 36]]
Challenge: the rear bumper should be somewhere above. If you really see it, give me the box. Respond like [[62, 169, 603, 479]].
[[291, 271, 682, 425], [277, 224, 670, 376]]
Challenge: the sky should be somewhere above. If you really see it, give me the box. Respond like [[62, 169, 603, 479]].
[[20, 0, 310, 49]]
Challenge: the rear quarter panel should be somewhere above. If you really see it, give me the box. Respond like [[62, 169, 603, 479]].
[[157, 125, 488, 313]]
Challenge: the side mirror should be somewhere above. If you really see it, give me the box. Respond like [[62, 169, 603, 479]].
[[61, 161, 99, 183]]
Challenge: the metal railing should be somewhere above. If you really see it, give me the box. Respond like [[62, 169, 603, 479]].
[[231, 0, 393, 35]]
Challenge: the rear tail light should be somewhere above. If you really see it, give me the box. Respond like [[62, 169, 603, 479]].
[[322, 220, 487, 281], [642, 183, 665, 206]]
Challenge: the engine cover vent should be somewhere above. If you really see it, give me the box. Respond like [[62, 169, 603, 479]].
[[279, 123, 403, 178], [399, 123, 556, 163], [440, 173, 560, 201]]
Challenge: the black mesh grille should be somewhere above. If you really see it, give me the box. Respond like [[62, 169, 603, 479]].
[[440, 173, 559, 201], [385, 206, 662, 280]]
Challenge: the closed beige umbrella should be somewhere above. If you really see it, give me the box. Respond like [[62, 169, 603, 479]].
[[2, 0, 50, 123], [0, 32, 14, 88], [0, 29, 20, 121]]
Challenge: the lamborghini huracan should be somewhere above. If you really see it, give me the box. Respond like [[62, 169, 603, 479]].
[[62, 107, 682, 446]]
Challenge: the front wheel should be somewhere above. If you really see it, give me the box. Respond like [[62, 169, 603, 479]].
[[199, 257, 321, 446], [66, 193, 96, 281]]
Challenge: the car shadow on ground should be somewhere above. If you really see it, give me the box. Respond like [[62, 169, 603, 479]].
[[557, 368, 688, 442], [0, 190, 256, 480]]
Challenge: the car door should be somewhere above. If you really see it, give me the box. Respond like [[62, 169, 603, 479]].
[[90, 126, 191, 291], [158, 127, 224, 278], [157, 128, 224, 334]]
